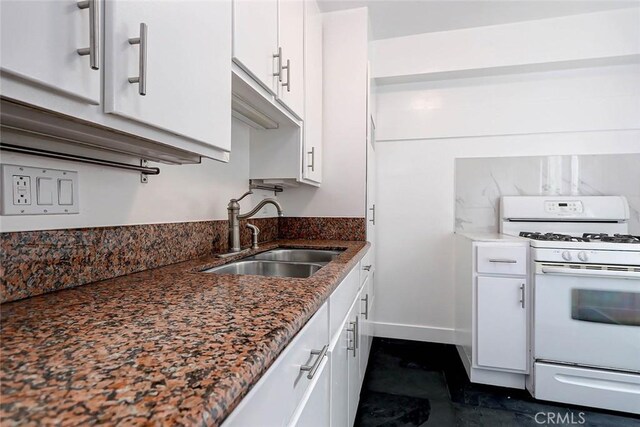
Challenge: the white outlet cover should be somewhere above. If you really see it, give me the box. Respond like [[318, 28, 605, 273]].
[[1, 164, 79, 215]]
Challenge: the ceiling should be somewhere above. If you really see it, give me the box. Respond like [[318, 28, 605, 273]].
[[317, 0, 640, 40]]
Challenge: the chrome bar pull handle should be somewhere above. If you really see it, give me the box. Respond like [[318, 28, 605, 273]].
[[489, 258, 517, 264], [77, 0, 100, 70], [354, 316, 359, 350], [273, 47, 283, 81], [347, 322, 356, 357], [361, 294, 369, 319], [307, 147, 315, 171], [519, 284, 525, 309], [299, 345, 328, 380], [369, 204, 375, 224], [282, 59, 290, 92], [128, 23, 148, 96]]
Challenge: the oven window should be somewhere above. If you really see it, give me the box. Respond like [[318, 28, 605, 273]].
[[571, 289, 640, 326]]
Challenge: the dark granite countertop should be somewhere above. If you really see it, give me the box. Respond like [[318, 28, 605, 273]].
[[0, 239, 369, 426]]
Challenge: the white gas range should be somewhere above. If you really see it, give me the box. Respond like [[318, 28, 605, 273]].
[[500, 196, 640, 415]]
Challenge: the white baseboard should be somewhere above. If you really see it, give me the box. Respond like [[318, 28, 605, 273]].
[[372, 321, 456, 344]]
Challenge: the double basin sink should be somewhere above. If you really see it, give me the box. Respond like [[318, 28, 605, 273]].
[[202, 248, 344, 278]]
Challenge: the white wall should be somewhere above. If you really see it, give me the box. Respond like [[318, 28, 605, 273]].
[[376, 63, 640, 141], [278, 7, 369, 218], [376, 131, 640, 343], [373, 63, 640, 343], [372, 8, 640, 82], [0, 119, 274, 232]]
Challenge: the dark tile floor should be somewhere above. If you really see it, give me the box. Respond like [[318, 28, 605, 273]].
[[355, 338, 640, 427]]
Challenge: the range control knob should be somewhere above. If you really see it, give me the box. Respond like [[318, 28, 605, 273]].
[[562, 251, 572, 261], [578, 251, 588, 262]]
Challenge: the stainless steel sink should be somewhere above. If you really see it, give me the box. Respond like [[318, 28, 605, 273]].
[[245, 248, 344, 264], [202, 260, 322, 278]]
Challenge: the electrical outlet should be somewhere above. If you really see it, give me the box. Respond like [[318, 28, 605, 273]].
[[2, 164, 79, 215], [12, 175, 31, 205]]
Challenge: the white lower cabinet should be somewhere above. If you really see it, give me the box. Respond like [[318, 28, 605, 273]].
[[289, 355, 330, 427], [359, 276, 372, 382], [338, 267, 374, 427], [346, 299, 361, 426], [476, 277, 527, 371], [224, 250, 374, 427], [329, 317, 350, 427], [454, 235, 529, 389], [223, 303, 329, 427]]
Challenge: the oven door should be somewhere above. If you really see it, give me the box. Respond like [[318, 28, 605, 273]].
[[534, 263, 640, 373]]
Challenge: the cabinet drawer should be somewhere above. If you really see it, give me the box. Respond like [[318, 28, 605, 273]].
[[476, 245, 526, 275], [534, 362, 640, 414], [329, 266, 360, 342], [224, 303, 329, 427]]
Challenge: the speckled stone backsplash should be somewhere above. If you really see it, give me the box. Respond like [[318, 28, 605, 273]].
[[0, 217, 364, 303], [279, 217, 366, 241], [0, 218, 277, 303]]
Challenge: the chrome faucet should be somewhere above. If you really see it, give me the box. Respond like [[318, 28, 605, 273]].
[[228, 190, 284, 252]]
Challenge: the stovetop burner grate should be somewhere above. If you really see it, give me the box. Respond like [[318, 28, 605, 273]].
[[583, 233, 640, 244], [519, 232, 588, 242], [519, 232, 640, 244]]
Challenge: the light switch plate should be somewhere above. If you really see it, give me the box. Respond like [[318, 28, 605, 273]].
[[1, 164, 79, 215]]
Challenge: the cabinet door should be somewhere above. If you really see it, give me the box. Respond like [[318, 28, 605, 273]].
[[224, 303, 329, 427], [366, 117, 376, 244], [359, 279, 372, 383], [476, 276, 527, 371], [330, 323, 349, 427], [347, 303, 360, 426], [302, 0, 322, 183], [277, 0, 304, 117], [232, 0, 278, 93], [104, 0, 231, 151], [0, 0, 101, 104], [289, 356, 330, 427]]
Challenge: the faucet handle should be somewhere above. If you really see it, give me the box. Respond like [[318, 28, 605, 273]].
[[247, 223, 260, 250]]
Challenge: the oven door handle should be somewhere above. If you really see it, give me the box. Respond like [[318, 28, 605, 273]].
[[541, 267, 640, 280]]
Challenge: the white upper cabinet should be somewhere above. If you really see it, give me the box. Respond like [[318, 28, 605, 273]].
[[1, 0, 232, 163], [104, 0, 231, 152], [232, 0, 304, 118], [232, 0, 279, 93], [277, 0, 305, 118], [302, 0, 323, 183], [0, 0, 101, 105], [366, 117, 376, 242], [245, 0, 323, 187]]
